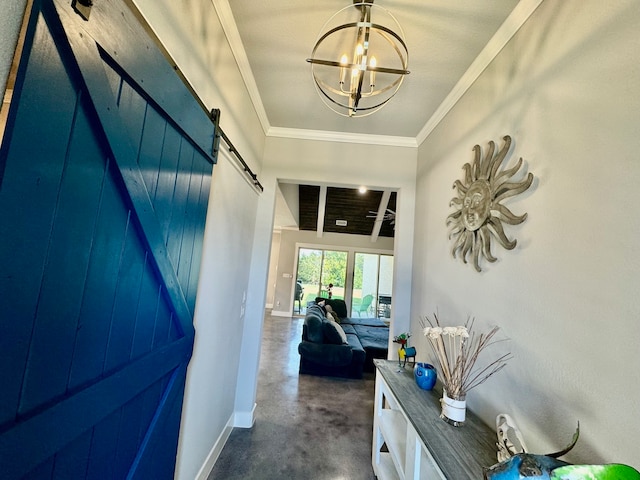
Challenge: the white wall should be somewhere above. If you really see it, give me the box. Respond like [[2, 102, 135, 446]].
[[131, 1, 266, 479], [412, 0, 639, 467], [179, 150, 259, 479]]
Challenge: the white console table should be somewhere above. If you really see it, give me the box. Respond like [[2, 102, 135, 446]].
[[373, 359, 498, 479]]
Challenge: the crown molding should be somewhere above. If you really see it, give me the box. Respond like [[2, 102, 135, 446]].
[[268, 126, 417, 148], [212, 0, 270, 135], [416, 0, 544, 147]]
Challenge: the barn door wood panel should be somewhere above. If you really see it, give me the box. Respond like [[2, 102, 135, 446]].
[[0, 0, 215, 478]]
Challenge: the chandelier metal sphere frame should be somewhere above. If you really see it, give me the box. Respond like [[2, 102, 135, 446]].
[[306, 1, 410, 118]]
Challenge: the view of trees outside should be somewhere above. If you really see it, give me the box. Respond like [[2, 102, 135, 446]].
[[296, 248, 393, 316], [296, 248, 347, 301], [353, 253, 364, 291]]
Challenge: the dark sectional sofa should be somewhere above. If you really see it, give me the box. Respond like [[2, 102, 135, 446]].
[[298, 298, 389, 379]]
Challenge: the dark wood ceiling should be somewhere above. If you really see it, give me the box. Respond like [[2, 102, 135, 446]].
[[298, 185, 396, 238]]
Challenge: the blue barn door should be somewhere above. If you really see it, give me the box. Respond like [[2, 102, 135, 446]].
[[0, 0, 216, 478]]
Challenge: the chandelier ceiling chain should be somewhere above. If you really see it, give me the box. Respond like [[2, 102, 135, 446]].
[[306, 1, 410, 117]]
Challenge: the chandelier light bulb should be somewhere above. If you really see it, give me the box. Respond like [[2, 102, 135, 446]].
[[340, 54, 348, 84], [355, 43, 364, 61], [306, 1, 410, 117], [369, 56, 377, 87]]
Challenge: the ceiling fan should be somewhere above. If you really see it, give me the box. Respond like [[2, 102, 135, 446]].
[[367, 209, 396, 226]]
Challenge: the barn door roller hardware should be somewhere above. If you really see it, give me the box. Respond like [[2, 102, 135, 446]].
[[210, 109, 263, 192]]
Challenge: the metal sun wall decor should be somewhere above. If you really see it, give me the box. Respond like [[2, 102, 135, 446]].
[[446, 135, 533, 272]]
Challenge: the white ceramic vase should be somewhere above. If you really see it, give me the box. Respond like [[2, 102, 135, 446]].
[[441, 390, 466, 426]]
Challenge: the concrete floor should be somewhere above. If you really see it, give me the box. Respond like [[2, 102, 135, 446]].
[[208, 311, 377, 480]]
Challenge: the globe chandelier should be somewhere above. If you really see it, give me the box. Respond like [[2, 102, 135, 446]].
[[306, 0, 410, 117]]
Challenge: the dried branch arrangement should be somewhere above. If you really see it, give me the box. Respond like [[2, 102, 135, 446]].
[[420, 313, 511, 399]]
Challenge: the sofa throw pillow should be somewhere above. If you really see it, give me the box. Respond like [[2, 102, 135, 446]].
[[323, 319, 348, 345], [324, 304, 341, 323]]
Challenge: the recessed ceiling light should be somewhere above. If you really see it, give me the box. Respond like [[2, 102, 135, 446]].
[[358, 186, 367, 194]]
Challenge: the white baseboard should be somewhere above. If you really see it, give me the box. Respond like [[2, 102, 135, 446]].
[[265, 303, 273, 309], [234, 402, 256, 428], [192, 403, 256, 480], [271, 309, 292, 317], [194, 414, 234, 480]]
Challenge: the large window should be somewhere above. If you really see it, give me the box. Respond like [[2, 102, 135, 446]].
[[296, 248, 348, 307]]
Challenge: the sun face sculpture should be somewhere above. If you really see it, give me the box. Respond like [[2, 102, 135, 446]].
[[447, 135, 533, 272]]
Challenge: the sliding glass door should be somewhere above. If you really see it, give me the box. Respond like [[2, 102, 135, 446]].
[[351, 253, 394, 318], [295, 246, 393, 317]]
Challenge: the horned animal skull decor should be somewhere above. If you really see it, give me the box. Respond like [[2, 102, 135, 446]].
[[447, 135, 533, 272]]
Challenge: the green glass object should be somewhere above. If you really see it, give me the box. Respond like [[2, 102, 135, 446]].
[[550, 464, 640, 480]]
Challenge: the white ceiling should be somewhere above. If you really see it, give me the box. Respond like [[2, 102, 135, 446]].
[[223, 0, 527, 142]]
